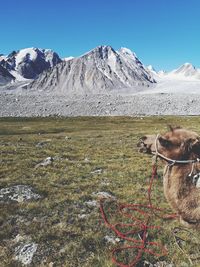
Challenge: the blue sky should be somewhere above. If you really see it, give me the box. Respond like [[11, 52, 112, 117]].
[[1, 0, 200, 71]]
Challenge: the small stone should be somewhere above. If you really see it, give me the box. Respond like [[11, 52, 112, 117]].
[[101, 180, 110, 186], [93, 191, 116, 200], [35, 156, 53, 168], [85, 200, 98, 207], [13, 234, 25, 243], [78, 214, 88, 219], [91, 168, 103, 174], [15, 242, 38, 265], [104, 235, 120, 244], [36, 141, 49, 148]]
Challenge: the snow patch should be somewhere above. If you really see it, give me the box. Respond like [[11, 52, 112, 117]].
[[15, 48, 38, 67], [10, 70, 30, 82], [63, 56, 74, 61], [118, 47, 137, 60]]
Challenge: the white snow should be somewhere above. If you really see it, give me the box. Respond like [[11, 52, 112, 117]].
[[63, 56, 74, 61], [15, 48, 38, 67], [107, 49, 117, 72], [139, 74, 200, 94], [167, 63, 200, 79], [0, 55, 6, 61], [118, 47, 137, 60], [10, 70, 30, 82], [44, 49, 56, 67], [147, 65, 156, 72]]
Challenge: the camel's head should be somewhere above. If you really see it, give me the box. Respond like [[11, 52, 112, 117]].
[[138, 126, 200, 161]]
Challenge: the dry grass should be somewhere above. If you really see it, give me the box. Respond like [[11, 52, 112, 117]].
[[1, 116, 200, 266]]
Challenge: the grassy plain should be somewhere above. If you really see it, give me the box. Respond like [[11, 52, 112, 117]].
[[1, 116, 200, 266]]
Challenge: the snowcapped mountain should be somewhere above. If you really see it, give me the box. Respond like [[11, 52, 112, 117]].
[[0, 65, 15, 86], [28, 45, 156, 93], [0, 48, 62, 80], [3, 45, 200, 96], [170, 63, 200, 79], [147, 65, 156, 72], [117, 48, 155, 83], [145, 63, 200, 81], [63, 56, 74, 61], [146, 65, 159, 77]]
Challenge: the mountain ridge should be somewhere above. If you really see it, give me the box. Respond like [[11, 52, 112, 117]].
[[0, 47, 62, 81], [1, 45, 200, 92], [28, 45, 156, 94]]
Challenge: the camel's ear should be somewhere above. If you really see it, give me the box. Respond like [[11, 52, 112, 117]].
[[158, 136, 172, 147], [168, 125, 181, 132]]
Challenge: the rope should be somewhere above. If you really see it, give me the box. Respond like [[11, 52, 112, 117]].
[[153, 134, 200, 165], [100, 163, 177, 267]]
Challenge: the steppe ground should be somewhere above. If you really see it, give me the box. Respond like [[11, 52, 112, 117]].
[[1, 116, 200, 267]]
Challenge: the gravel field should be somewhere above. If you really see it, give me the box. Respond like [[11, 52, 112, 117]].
[[0, 91, 200, 116]]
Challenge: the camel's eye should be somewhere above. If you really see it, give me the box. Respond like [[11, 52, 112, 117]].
[[187, 138, 200, 152], [158, 136, 172, 147]]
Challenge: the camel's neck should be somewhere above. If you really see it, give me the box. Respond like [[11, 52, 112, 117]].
[[163, 163, 196, 209]]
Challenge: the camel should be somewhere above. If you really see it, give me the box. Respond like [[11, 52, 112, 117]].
[[137, 126, 200, 228]]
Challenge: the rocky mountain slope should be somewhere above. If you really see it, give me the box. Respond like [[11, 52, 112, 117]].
[[28, 46, 156, 93], [2, 45, 200, 95], [0, 48, 62, 80], [2, 45, 200, 116], [0, 65, 15, 86]]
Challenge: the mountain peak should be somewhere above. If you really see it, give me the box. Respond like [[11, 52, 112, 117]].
[[147, 65, 156, 72], [1, 47, 62, 80], [81, 45, 117, 60], [183, 62, 193, 66], [28, 45, 155, 93], [90, 45, 115, 53], [173, 63, 196, 75], [63, 56, 74, 61], [119, 47, 134, 54], [182, 62, 195, 69], [118, 47, 137, 59]]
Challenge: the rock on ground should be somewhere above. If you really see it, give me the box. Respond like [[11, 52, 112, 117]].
[[0, 185, 41, 203], [15, 242, 38, 265], [35, 156, 53, 168]]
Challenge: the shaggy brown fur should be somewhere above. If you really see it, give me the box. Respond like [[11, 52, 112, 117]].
[[138, 126, 200, 228]]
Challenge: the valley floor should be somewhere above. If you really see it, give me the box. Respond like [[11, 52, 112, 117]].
[[1, 117, 200, 266], [1, 91, 200, 116], [2, 75, 200, 117]]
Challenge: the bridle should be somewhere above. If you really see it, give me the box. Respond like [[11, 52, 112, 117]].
[[152, 134, 200, 176]]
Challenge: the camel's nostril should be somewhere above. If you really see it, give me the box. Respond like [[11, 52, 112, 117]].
[[137, 140, 145, 147]]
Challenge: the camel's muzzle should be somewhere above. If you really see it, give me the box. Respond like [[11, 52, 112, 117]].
[[137, 137, 152, 154]]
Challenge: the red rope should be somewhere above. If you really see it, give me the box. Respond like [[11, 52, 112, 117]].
[[99, 164, 177, 267]]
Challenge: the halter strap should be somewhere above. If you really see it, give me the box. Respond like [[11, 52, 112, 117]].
[[152, 134, 200, 165]]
